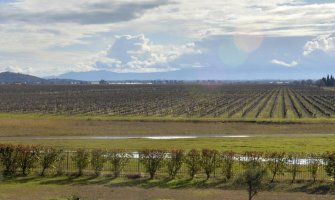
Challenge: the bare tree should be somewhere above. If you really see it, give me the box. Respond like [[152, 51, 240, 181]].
[[166, 149, 184, 179], [265, 152, 286, 183], [184, 149, 201, 179]]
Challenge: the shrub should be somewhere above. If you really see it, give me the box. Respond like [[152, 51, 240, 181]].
[[40, 147, 62, 176], [72, 149, 90, 176], [17, 145, 40, 176], [201, 149, 218, 180], [287, 152, 301, 183], [91, 149, 107, 176], [184, 149, 201, 179], [108, 149, 132, 178], [323, 151, 335, 185], [239, 168, 266, 200], [221, 151, 235, 181], [308, 153, 321, 183], [265, 152, 286, 183], [166, 149, 184, 179], [0, 144, 20, 176], [140, 149, 165, 179]]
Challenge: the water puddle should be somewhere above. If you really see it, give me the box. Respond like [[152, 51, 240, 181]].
[[0, 135, 250, 140]]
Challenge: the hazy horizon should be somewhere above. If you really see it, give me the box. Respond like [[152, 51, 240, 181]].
[[0, 0, 334, 80]]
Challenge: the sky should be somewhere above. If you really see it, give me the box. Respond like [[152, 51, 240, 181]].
[[0, 0, 334, 79]]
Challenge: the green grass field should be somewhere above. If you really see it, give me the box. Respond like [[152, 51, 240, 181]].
[[0, 114, 335, 152], [2, 136, 335, 152]]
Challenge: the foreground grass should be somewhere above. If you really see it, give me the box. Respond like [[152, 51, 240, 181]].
[[2, 136, 335, 152], [0, 176, 334, 200]]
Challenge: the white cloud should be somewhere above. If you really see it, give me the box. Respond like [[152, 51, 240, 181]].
[[0, 50, 97, 76], [0, 60, 32, 74], [270, 59, 298, 67], [94, 35, 196, 73], [303, 34, 335, 56]]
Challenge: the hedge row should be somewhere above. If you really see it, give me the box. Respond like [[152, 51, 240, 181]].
[[0, 144, 335, 184]]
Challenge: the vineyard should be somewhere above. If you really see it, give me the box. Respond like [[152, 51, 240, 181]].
[[0, 84, 334, 119]]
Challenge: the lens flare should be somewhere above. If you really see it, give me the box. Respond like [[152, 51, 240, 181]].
[[233, 34, 263, 53], [218, 38, 248, 67]]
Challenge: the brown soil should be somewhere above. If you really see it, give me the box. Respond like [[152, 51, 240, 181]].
[[0, 118, 335, 137]]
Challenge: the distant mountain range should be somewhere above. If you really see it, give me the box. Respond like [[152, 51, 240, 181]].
[[50, 68, 226, 81], [1, 69, 223, 84], [0, 70, 313, 84], [0, 72, 86, 84], [0, 72, 45, 84]]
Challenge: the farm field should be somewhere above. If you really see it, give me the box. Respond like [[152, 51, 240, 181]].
[[0, 84, 335, 153], [0, 84, 335, 120], [1, 84, 335, 200]]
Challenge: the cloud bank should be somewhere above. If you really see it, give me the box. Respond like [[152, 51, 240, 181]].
[[94, 35, 196, 73], [0, 0, 172, 25]]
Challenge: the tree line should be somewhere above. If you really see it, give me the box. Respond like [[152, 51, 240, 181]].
[[291, 75, 335, 87], [321, 75, 335, 87], [1, 144, 335, 183], [2, 144, 335, 200]]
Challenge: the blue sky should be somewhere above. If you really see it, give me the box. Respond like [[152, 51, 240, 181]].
[[0, 0, 334, 79]]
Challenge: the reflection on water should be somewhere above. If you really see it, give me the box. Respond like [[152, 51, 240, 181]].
[[0, 135, 251, 140]]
